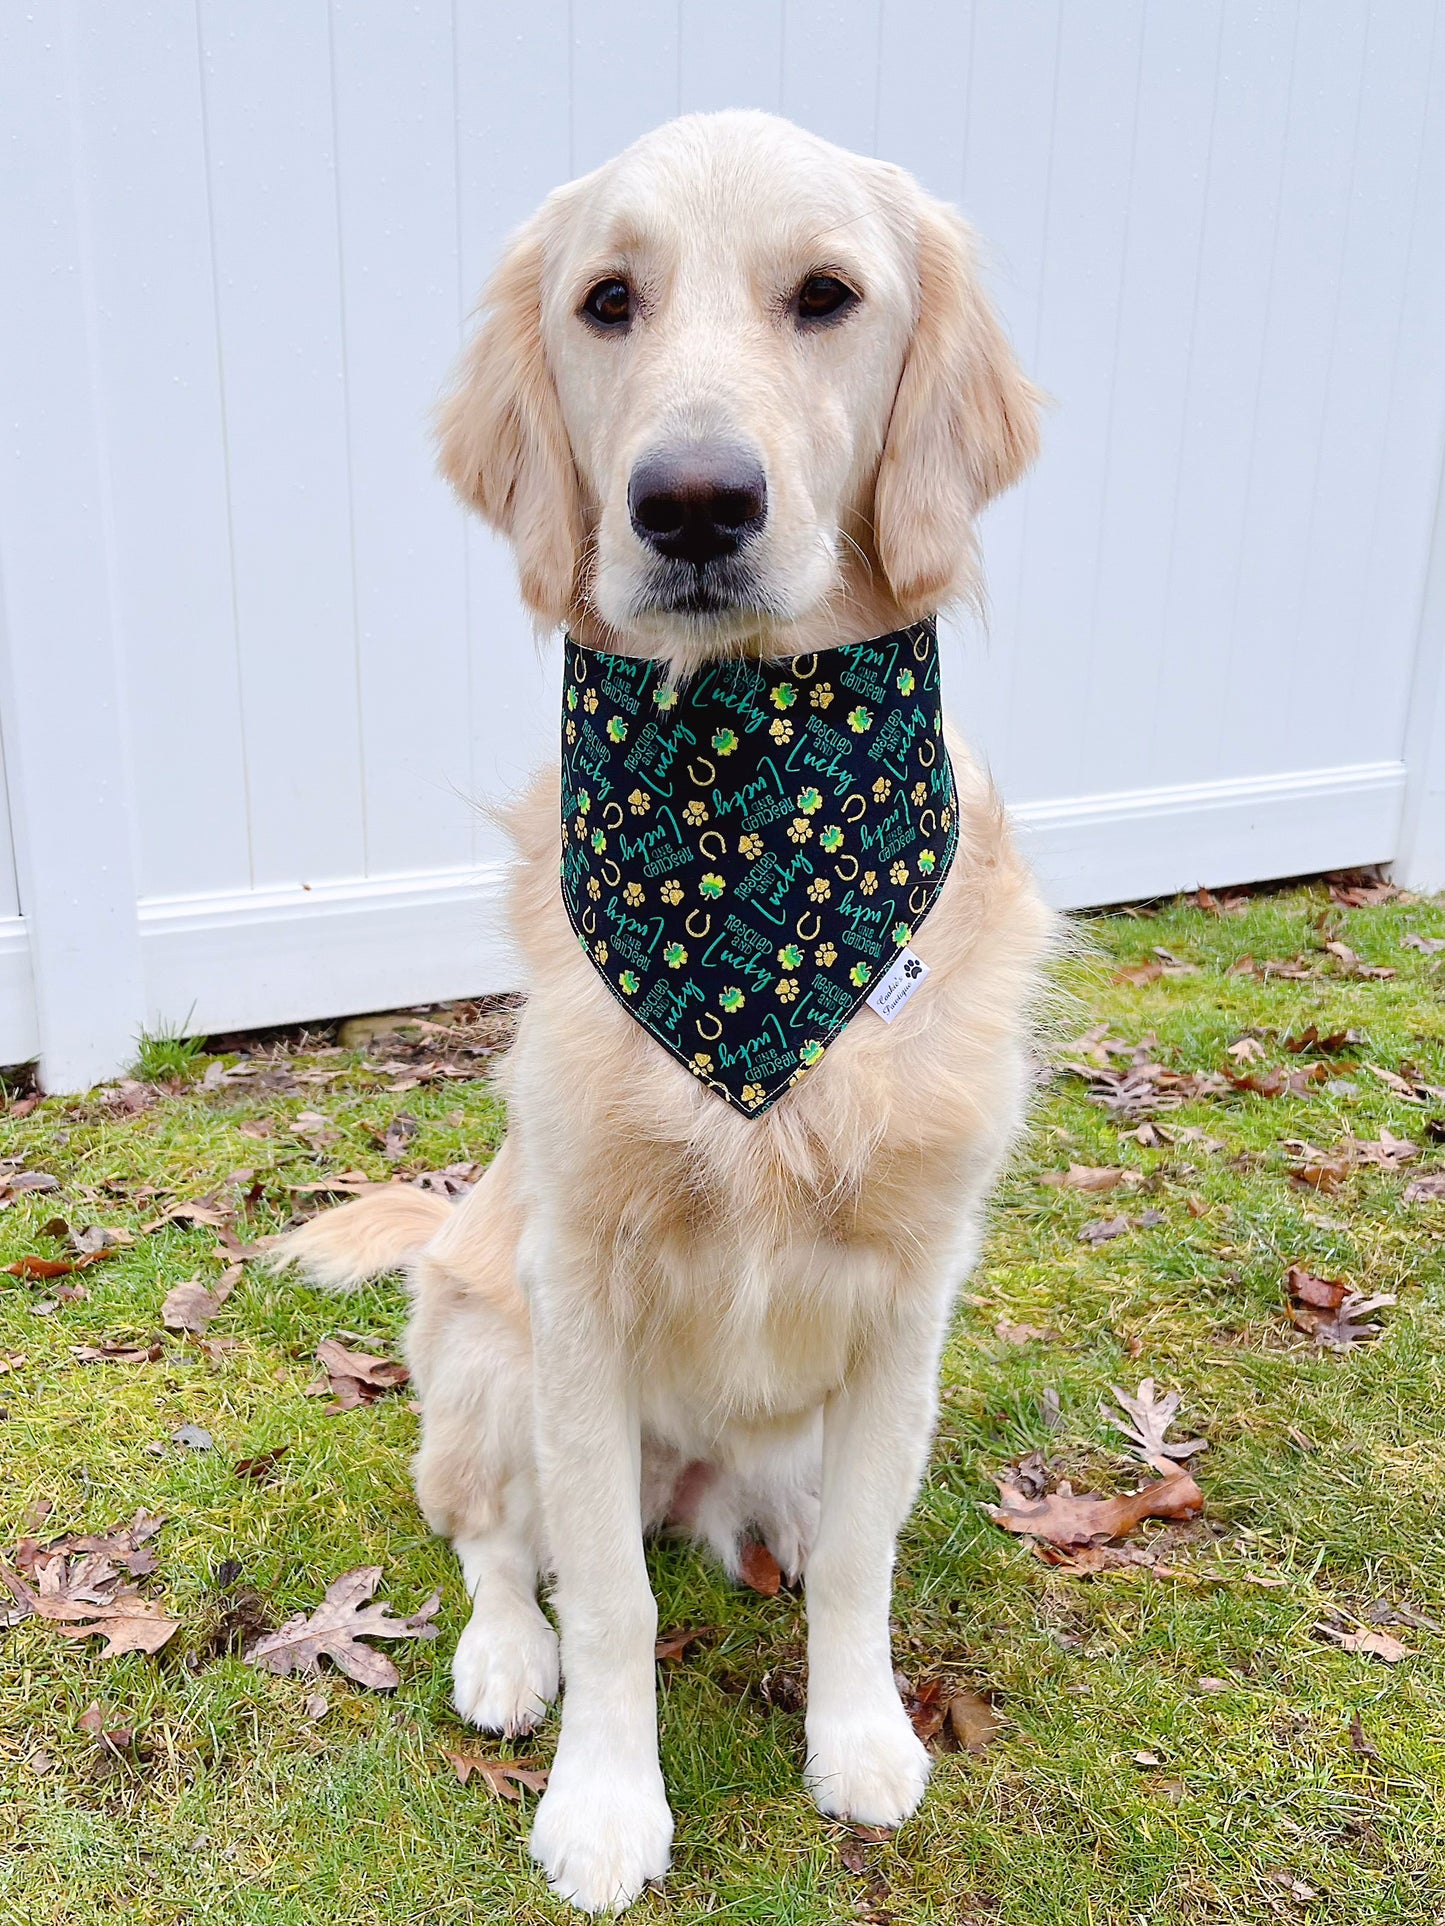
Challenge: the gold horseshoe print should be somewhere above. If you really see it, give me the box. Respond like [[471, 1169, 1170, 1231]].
[[695, 1013, 723, 1042], [791, 653, 817, 680], [600, 859, 621, 888], [919, 808, 937, 836], [833, 853, 859, 882], [581, 905, 597, 934], [699, 830, 727, 862], [843, 792, 867, 822], [917, 739, 936, 768], [909, 886, 930, 915], [572, 652, 589, 681], [685, 909, 712, 939], [912, 632, 930, 661], [603, 801, 624, 828], [687, 757, 717, 788], [795, 910, 821, 942]]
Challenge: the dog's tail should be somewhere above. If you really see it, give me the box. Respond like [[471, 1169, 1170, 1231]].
[[267, 1186, 451, 1292]]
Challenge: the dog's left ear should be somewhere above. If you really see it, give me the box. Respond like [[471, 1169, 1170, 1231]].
[[874, 201, 1042, 615]]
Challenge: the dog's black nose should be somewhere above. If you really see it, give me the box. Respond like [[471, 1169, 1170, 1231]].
[[628, 445, 767, 566]]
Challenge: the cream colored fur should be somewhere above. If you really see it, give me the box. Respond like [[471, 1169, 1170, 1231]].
[[273, 110, 1050, 1914]]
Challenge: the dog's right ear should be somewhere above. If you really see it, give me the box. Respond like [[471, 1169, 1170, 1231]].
[[436, 209, 584, 626]]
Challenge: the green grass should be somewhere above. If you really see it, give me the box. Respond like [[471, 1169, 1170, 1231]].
[[1, 883, 1443, 1925], [131, 1021, 207, 1086]]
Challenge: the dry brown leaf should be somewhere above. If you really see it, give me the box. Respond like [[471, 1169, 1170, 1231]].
[[1404, 1172, 1445, 1202], [161, 1265, 241, 1336], [655, 1626, 714, 1662], [443, 1751, 549, 1799], [737, 1539, 782, 1597], [234, 1446, 289, 1482], [1284, 1267, 1394, 1350], [71, 1339, 164, 1365], [5, 1247, 119, 1281], [1402, 931, 1445, 955], [1, 1546, 179, 1657], [947, 1689, 1004, 1753], [1104, 1381, 1207, 1468], [140, 1199, 233, 1234], [1226, 1037, 1267, 1064], [987, 1465, 1204, 1547], [308, 1338, 410, 1412], [1040, 1164, 1132, 1193], [994, 1320, 1055, 1346], [1316, 1623, 1408, 1663], [243, 1566, 440, 1689]]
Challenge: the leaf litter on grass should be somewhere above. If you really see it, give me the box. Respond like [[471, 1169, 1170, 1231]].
[[243, 1566, 440, 1688]]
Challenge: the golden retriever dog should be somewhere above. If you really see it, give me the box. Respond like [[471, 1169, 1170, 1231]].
[[275, 110, 1051, 1913]]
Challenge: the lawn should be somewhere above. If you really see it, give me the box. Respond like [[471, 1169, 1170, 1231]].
[[1, 879, 1443, 1926]]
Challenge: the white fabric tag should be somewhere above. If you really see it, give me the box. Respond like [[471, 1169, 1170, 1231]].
[[866, 946, 929, 1023]]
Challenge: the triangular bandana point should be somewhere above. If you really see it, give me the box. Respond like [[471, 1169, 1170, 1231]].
[[560, 619, 959, 1116]]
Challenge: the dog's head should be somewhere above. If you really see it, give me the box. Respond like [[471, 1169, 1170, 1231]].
[[439, 111, 1039, 660]]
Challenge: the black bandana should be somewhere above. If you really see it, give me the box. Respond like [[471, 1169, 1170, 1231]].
[[559, 619, 959, 1116]]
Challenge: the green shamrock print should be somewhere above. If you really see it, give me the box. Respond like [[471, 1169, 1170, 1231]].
[[558, 621, 958, 1118]]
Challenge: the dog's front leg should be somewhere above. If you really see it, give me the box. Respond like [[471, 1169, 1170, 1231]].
[[803, 1298, 946, 1828], [525, 1258, 671, 1914]]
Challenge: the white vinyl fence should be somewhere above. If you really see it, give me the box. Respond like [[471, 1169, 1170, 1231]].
[[2, 2, 1443, 1090]]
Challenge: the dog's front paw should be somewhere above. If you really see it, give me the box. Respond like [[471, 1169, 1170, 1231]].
[[530, 1750, 673, 1914], [805, 1700, 931, 1828], [452, 1606, 559, 1736]]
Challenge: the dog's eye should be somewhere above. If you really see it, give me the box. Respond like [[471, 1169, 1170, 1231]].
[[581, 278, 632, 329], [794, 274, 858, 324]]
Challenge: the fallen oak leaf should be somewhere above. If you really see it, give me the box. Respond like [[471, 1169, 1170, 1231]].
[[1104, 1380, 1207, 1468], [1040, 1164, 1137, 1193], [655, 1626, 715, 1662], [1403, 1172, 1445, 1202], [308, 1337, 410, 1412], [5, 1248, 119, 1280], [443, 1750, 549, 1799], [71, 1339, 164, 1365], [1284, 1268, 1395, 1350], [1402, 931, 1445, 955], [161, 1265, 241, 1336], [78, 1703, 135, 1753], [947, 1689, 1005, 1753], [243, 1566, 440, 1689], [1316, 1623, 1408, 1663], [1, 1565, 179, 1656], [986, 1465, 1204, 1547], [737, 1539, 782, 1597], [140, 1199, 234, 1234]]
